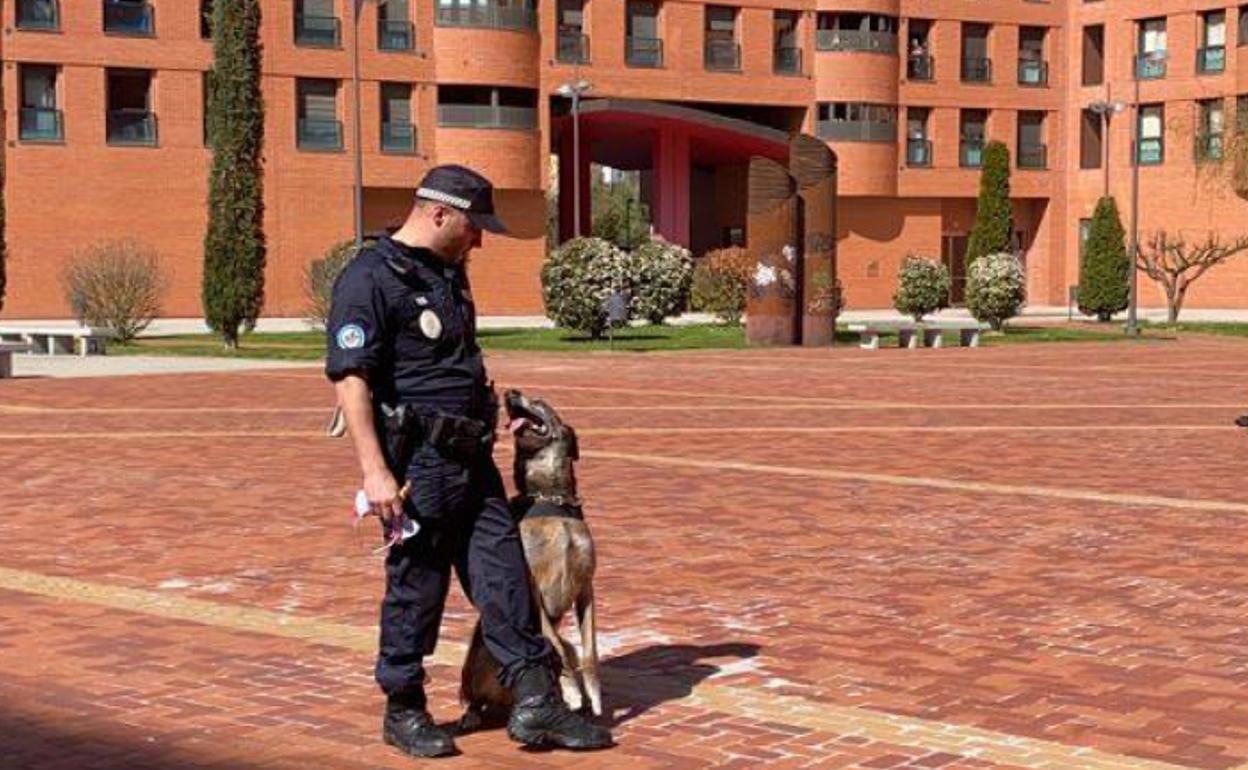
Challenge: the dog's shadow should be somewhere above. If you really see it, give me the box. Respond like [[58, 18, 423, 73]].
[[599, 642, 761, 727]]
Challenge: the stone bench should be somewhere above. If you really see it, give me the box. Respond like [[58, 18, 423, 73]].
[[0, 326, 116, 357], [0, 340, 35, 378], [847, 322, 985, 350]]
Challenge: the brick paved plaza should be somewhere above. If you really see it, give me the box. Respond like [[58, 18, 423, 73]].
[[5, 338, 1248, 769]]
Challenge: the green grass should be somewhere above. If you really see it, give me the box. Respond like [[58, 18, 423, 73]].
[[1145, 321, 1248, 339]]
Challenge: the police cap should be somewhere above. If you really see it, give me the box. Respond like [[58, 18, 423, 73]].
[[415, 165, 508, 235]]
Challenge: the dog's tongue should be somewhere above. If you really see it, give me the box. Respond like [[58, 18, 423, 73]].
[[509, 417, 529, 434]]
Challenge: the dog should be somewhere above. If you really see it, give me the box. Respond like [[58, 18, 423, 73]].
[[459, 389, 602, 730]]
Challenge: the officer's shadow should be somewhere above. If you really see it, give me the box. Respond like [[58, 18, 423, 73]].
[[599, 642, 762, 727]]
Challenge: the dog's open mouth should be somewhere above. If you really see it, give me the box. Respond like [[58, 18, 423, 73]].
[[505, 394, 549, 437]]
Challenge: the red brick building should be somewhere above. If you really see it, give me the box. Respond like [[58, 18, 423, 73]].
[[3, 0, 1247, 319]]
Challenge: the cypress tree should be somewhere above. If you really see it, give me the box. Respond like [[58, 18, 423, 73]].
[[202, 0, 265, 349], [1077, 196, 1129, 322], [966, 141, 1013, 266]]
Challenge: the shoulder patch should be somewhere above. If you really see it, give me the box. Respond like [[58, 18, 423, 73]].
[[336, 323, 367, 350]]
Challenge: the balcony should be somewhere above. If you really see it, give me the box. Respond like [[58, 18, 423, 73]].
[[774, 46, 801, 75], [296, 14, 340, 47], [1135, 54, 1167, 79], [381, 122, 416, 154], [435, 4, 537, 32], [626, 36, 663, 68], [438, 104, 537, 130], [20, 107, 64, 142], [816, 119, 897, 143], [1197, 46, 1225, 74], [960, 139, 984, 167], [1195, 132, 1224, 162], [906, 138, 932, 167], [104, 1, 154, 36], [907, 54, 934, 81], [815, 29, 897, 54], [107, 109, 157, 146], [961, 57, 991, 83], [1017, 143, 1047, 169], [557, 29, 590, 64], [1018, 59, 1048, 86], [17, 0, 59, 30], [298, 118, 343, 150], [378, 20, 414, 51], [1136, 137, 1163, 164], [705, 40, 740, 71]]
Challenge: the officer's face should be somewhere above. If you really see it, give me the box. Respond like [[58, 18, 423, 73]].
[[431, 206, 483, 264]]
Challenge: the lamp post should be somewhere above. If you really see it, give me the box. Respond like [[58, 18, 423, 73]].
[[1126, 49, 1167, 336], [1087, 96, 1124, 198], [556, 79, 592, 238]]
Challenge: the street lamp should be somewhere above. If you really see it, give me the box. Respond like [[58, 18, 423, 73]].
[[1126, 49, 1167, 336], [1086, 96, 1124, 198], [556, 79, 592, 238]]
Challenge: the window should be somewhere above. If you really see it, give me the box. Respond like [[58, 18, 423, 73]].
[[773, 10, 800, 74], [106, 68, 157, 145], [1082, 24, 1104, 86], [379, 83, 415, 153], [704, 6, 739, 71], [1080, 109, 1103, 169], [104, 0, 155, 36], [378, 0, 413, 51], [1240, 5, 1248, 47], [906, 107, 931, 167], [815, 102, 897, 142], [202, 71, 213, 146], [1017, 111, 1047, 169], [1137, 18, 1167, 79], [17, 0, 59, 30], [626, 0, 662, 67], [1137, 103, 1163, 164], [961, 23, 991, 82], [201, 0, 212, 38], [297, 78, 342, 150], [815, 12, 898, 53], [907, 19, 933, 80], [960, 109, 987, 167], [1239, 95, 1248, 132], [437, 85, 538, 129], [296, 0, 340, 47], [1199, 11, 1226, 73], [557, 0, 588, 63], [435, 0, 536, 31], [1018, 27, 1047, 85], [1197, 99, 1225, 161], [1079, 219, 1093, 266], [19, 64, 62, 142]]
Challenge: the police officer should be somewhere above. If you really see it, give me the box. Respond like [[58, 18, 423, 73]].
[[326, 165, 613, 758]]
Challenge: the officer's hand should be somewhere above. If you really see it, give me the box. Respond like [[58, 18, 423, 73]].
[[364, 469, 404, 523]]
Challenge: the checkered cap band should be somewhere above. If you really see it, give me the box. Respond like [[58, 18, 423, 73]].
[[416, 187, 473, 210]]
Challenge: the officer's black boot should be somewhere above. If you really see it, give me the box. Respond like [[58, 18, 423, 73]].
[[383, 694, 457, 758], [506, 666, 614, 750]]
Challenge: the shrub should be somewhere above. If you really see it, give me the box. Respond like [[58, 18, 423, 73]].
[[627, 237, 693, 324], [892, 256, 950, 321], [304, 239, 371, 328], [541, 237, 630, 338], [1077, 196, 1129, 322], [62, 240, 169, 343], [691, 247, 752, 323], [965, 251, 1026, 331], [966, 141, 1013, 266]]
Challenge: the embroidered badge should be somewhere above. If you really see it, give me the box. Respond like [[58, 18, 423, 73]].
[[418, 310, 443, 339], [336, 323, 366, 350]]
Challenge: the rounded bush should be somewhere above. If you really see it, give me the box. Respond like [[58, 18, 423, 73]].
[[892, 256, 950, 322], [61, 240, 169, 343], [965, 252, 1026, 331], [691, 247, 752, 324], [541, 237, 630, 338], [304, 239, 372, 329], [627, 238, 693, 324]]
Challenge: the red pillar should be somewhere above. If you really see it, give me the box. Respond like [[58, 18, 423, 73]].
[[556, 119, 593, 242], [652, 127, 691, 247]]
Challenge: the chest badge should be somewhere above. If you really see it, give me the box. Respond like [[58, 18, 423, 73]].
[[418, 310, 443, 339]]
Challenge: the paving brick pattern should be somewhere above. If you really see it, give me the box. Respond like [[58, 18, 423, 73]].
[[4, 339, 1248, 768]]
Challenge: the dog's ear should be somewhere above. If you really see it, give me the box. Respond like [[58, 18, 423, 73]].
[[565, 425, 579, 461]]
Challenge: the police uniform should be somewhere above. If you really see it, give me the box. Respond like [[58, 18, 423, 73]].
[[325, 231, 553, 707]]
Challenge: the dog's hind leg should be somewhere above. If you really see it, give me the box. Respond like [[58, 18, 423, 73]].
[[576, 588, 602, 716], [539, 609, 584, 711]]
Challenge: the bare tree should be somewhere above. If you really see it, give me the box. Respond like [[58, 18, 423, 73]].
[[1138, 230, 1248, 323]]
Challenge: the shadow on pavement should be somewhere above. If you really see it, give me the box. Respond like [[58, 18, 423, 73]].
[[601, 641, 762, 727]]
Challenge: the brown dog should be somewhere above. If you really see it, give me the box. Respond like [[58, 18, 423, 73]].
[[459, 389, 602, 730]]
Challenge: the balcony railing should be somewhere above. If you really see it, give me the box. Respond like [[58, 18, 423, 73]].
[[378, 19, 414, 51], [774, 46, 801, 74], [816, 119, 897, 143], [435, 4, 537, 31], [705, 39, 741, 71], [557, 29, 590, 63], [17, 0, 59, 30], [107, 109, 157, 146], [907, 54, 934, 81], [1136, 137, 1163, 164], [381, 122, 416, 153], [815, 29, 897, 53], [20, 107, 63, 141], [1017, 143, 1047, 169], [906, 138, 932, 167], [1018, 59, 1048, 86], [960, 139, 984, 167], [298, 118, 343, 150], [437, 104, 537, 129], [626, 36, 663, 67], [1195, 132, 1224, 162], [296, 14, 340, 47], [961, 57, 992, 82], [104, 1, 154, 36], [1197, 45, 1225, 73], [1136, 53, 1167, 79]]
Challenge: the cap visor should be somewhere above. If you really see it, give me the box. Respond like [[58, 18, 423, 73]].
[[467, 211, 509, 235]]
